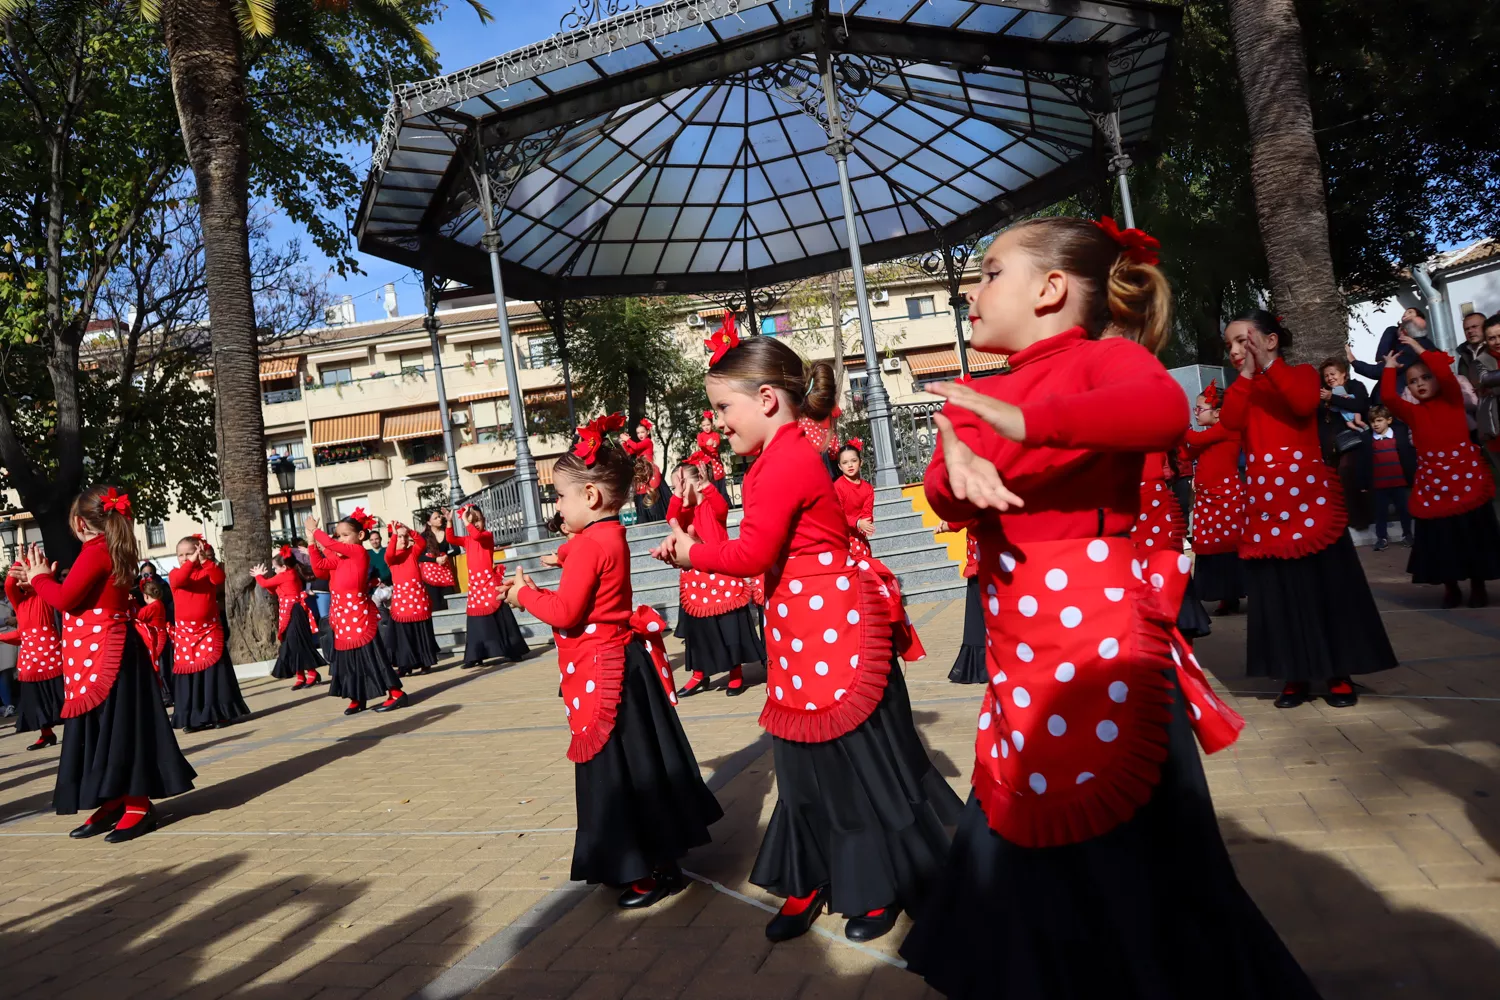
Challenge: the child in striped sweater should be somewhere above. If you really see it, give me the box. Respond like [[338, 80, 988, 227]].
[[1369, 405, 1413, 551]]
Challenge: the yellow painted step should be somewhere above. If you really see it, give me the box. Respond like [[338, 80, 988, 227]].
[[901, 484, 967, 578]]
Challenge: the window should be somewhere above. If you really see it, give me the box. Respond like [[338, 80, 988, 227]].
[[146, 521, 166, 548], [398, 351, 427, 377], [848, 371, 869, 410], [476, 424, 500, 444], [401, 436, 447, 466], [469, 341, 505, 364], [906, 296, 934, 320], [314, 441, 381, 466], [320, 366, 353, 386], [760, 314, 790, 335], [266, 440, 309, 470], [526, 336, 559, 369], [335, 496, 369, 519]]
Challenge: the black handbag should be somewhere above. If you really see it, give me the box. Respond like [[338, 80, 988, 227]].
[[1333, 427, 1364, 454]]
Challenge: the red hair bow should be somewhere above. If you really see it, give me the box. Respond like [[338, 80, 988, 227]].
[[702, 409, 715, 422], [348, 506, 376, 531], [844, 437, 864, 452], [1202, 379, 1221, 408], [638, 417, 654, 432], [572, 412, 626, 466], [1093, 216, 1160, 266], [101, 487, 132, 518], [705, 312, 739, 366], [279, 544, 293, 560]]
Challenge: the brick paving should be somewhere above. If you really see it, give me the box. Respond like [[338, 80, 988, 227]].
[[1, 544, 1498, 999]]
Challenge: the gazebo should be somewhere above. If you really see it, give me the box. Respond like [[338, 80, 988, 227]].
[[356, 0, 1179, 538]]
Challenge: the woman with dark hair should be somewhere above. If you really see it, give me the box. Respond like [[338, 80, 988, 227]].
[[1317, 356, 1373, 531], [1221, 310, 1397, 709], [417, 509, 460, 610]]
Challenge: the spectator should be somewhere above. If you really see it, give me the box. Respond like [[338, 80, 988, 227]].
[[1318, 357, 1372, 529], [0, 591, 15, 717], [1348, 307, 1438, 398], [1457, 310, 1490, 392], [1368, 405, 1414, 551], [1474, 314, 1500, 476]]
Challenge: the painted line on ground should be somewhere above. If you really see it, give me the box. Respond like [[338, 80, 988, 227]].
[[0, 826, 578, 839]]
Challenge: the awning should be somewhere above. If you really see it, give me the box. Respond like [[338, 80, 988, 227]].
[[536, 456, 558, 485], [456, 385, 567, 404], [905, 348, 1009, 379], [259, 356, 300, 381], [311, 412, 381, 447], [470, 462, 514, 476], [268, 490, 315, 507], [469, 457, 559, 483], [457, 387, 509, 404], [383, 408, 443, 442]]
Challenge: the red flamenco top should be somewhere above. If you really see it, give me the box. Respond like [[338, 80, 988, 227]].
[[168, 558, 226, 674], [447, 524, 505, 616], [4, 573, 62, 681], [1180, 423, 1245, 555], [833, 474, 875, 558], [1132, 451, 1186, 553], [30, 535, 149, 717], [518, 517, 676, 762], [311, 531, 379, 650], [136, 599, 168, 664], [385, 532, 433, 622], [255, 567, 318, 639], [1381, 351, 1496, 518], [694, 430, 727, 479], [689, 422, 895, 744], [923, 328, 1243, 848], [1219, 359, 1346, 558], [667, 486, 750, 617]]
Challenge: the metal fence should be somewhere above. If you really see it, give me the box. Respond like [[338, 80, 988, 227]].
[[892, 401, 944, 484]]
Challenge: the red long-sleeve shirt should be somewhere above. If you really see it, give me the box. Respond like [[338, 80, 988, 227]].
[[385, 532, 427, 586], [255, 567, 306, 602], [923, 328, 1188, 543], [5, 574, 55, 632], [30, 535, 132, 615], [621, 435, 656, 467], [1218, 358, 1322, 462], [833, 476, 875, 530], [1182, 422, 1241, 484], [168, 559, 226, 623], [666, 481, 729, 534], [1381, 351, 1472, 452], [447, 524, 498, 585], [518, 517, 632, 630], [688, 422, 848, 577], [312, 530, 370, 597]]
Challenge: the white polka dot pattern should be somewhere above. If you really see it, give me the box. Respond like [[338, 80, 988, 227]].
[[1240, 446, 1346, 557], [1409, 443, 1495, 517], [58, 608, 130, 717], [167, 619, 225, 674]]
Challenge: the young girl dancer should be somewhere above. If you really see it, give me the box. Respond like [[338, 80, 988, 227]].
[[1222, 310, 1397, 708], [899, 217, 1318, 999], [385, 521, 442, 675], [506, 418, 722, 908], [1380, 335, 1500, 606], [168, 536, 249, 732], [655, 335, 960, 945], [253, 548, 324, 690], [1135, 450, 1213, 639], [24, 486, 195, 841], [5, 549, 64, 750], [137, 577, 170, 682], [1182, 381, 1247, 615], [694, 409, 732, 504], [448, 506, 529, 669], [306, 511, 407, 714], [937, 521, 985, 684], [669, 461, 763, 698]]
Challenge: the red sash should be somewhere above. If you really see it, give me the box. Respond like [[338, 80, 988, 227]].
[[465, 558, 504, 616], [760, 550, 894, 743], [555, 606, 678, 763], [275, 591, 319, 640], [390, 580, 431, 623], [1132, 480, 1185, 552], [16, 625, 63, 681], [328, 592, 379, 650], [1411, 443, 1495, 518], [971, 537, 1244, 848], [1191, 476, 1247, 555], [169, 618, 224, 674], [1240, 447, 1346, 558], [59, 609, 151, 718], [419, 561, 457, 588], [678, 568, 751, 617]]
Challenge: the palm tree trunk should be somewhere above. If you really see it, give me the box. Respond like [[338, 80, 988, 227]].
[[161, 0, 275, 659], [1225, 0, 1346, 363]]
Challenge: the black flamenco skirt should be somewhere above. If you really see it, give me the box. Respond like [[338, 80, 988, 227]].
[[751, 664, 963, 917], [634, 488, 671, 524], [572, 640, 724, 884], [317, 616, 336, 665], [1176, 572, 1213, 640], [674, 604, 764, 676], [464, 606, 529, 663], [328, 636, 402, 703], [1193, 551, 1246, 602], [272, 604, 324, 679], [948, 577, 987, 684], [389, 617, 441, 670], [54, 630, 196, 814], [712, 476, 733, 506], [16, 675, 65, 733], [1407, 504, 1500, 584], [1243, 533, 1397, 682], [899, 674, 1321, 1000], [171, 652, 251, 730]]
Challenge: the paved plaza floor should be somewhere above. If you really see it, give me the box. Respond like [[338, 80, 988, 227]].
[[2, 544, 1498, 999]]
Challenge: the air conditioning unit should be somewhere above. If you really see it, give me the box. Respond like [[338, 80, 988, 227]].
[[686, 312, 705, 327], [211, 499, 234, 529], [881, 357, 902, 373], [870, 290, 890, 305], [450, 411, 469, 425]]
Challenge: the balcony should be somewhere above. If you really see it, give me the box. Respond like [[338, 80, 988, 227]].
[[314, 456, 391, 488], [262, 386, 302, 405]]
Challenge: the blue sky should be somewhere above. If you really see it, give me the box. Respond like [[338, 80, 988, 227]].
[[272, 3, 572, 323]]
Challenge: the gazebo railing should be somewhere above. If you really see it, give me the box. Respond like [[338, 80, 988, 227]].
[[892, 401, 944, 485], [458, 475, 529, 548]]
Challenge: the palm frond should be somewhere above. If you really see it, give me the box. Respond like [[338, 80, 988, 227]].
[[131, 0, 162, 23], [234, 0, 276, 38], [350, 0, 435, 63]]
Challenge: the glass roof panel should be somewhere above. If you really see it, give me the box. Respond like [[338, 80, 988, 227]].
[[588, 43, 658, 75], [956, 3, 1019, 34], [711, 3, 779, 36], [1007, 11, 1064, 39], [534, 60, 602, 94], [850, 0, 924, 23]]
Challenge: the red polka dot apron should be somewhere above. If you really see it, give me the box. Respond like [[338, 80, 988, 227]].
[[678, 568, 751, 617], [169, 618, 224, 675], [419, 560, 457, 588], [1240, 446, 1346, 558], [962, 532, 979, 579], [849, 549, 927, 662], [1410, 442, 1496, 518], [1190, 476, 1246, 555], [555, 606, 679, 763], [275, 591, 320, 639], [971, 537, 1244, 848], [760, 549, 896, 743], [1131, 480, 1185, 552], [465, 558, 504, 616], [695, 432, 726, 480], [59, 609, 153, 718], [390, 580, 431, 623], [328, 593, 379, 650], [16, 625, 63, 681]]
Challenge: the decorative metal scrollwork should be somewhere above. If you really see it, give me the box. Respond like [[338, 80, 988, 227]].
[[560, 0, 649, 32], [749, 53, 903, 136]]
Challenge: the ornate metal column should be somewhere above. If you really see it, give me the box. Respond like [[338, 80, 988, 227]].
[[422, 273, 466, 509], [920, 238, 980, 380]]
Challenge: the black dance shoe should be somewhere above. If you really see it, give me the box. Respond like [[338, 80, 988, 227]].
[[844, 905, 901, 942], [460, 660, 481, 670], [724, 680, 747, 697], [1325, 679, 1358, 709], [374, 692, 409, 713], [27, 733, 57, 751], [1212, 599, 1240, 616], [1273, 682, 1309, 710], [617, 869, 686, 909], [765, 887, 828, 943], [105, 805, 157, 844], [676, 674, 706, 698], [344, 702, 366, 716], [69, 803, 125, 839]]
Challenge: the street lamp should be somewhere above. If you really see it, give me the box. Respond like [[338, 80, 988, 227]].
[[271, 454, 297, 538], [0, 518, 16, 564]]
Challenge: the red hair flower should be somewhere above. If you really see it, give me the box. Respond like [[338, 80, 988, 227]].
[[638, 417, 654, 432], [705, 312, 739, 366], [279, 544, 293, 560], [572, 412, 625, 466], [348, 507, 376, 532], [1201, 379, 1221, 409], [1093, 216, 1160, 266], [844, 437, 864, 452], [702, 409, 715, 422], [101, 487, 132, 518], [599, 412, 626, 433]]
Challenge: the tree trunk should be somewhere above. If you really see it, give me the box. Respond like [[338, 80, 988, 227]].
[[627, 369, 648, 431], [1225, 0, 1346, 363], [161, 0, 275, 660]]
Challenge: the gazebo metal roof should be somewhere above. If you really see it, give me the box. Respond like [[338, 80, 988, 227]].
[[356, 0, 1179, 299]]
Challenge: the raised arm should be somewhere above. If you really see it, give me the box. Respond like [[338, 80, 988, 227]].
[[688, 472, 796, 577], [923, 435, 984, 524], [254, 571, 279, 590], [1380, 366, 1417, 424], [1020, 343, 1188, 451], [199, 559, 227, 587], [313, 529, 363, 559], [517, 540, 599, 630], [29, 542, 111, 613], [1218, 375, 1253, 432], [4, 573, 23, 609], [1259, 358, 1321, 418], [1421, 349, 1465, 403]]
